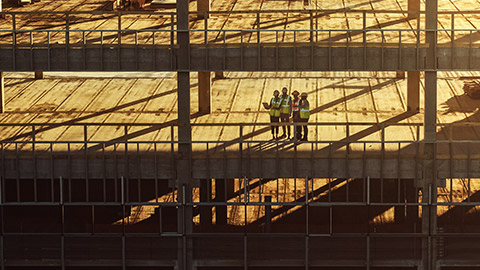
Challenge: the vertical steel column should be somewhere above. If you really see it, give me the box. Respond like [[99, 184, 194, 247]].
[[34, 71, 43, 79], [425, 1, 438, 147], [215, 72, 225, 79], [199, 179, 212, 230], [198, 72, 211, 114], [407, 71, 420, 111], [65, 13, 70, 70], [118, 13, 122, 70], [215, 179, 227, 226], [0, 72, 4, 113], [196, 0, 210, 19], [177, 0, 193, 269], [423, 0, 438, 269], [408, 0, 420, 19], [264, 195, 272, 233]]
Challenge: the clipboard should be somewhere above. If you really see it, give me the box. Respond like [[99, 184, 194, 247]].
[[262, 102, 269, 109]]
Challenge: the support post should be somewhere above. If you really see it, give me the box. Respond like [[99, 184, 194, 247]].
[[215, 179, 234, 226], [394, 182, 406, 224], [408, 0, 420, 19], [200, 179, 212, 231], [177, 0, 193, 269], [198, 72, 211, 114], [34, 72, 44, 79], [407, 71, 420, 111], [264, 196, 272, 233], [406, 180, 419, 228], [0, 72, 4, 113], [197, 0, 210, 19], [214, 72, 225, 80], [422, 0, 438, 269], [215, 179, 226, 225]]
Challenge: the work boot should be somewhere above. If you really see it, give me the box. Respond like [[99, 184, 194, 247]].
[[278, 134, 286, 139], [300, 137, 308, 141]]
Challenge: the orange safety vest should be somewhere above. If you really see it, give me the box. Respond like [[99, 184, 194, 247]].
[[292, 99, 300, 112]]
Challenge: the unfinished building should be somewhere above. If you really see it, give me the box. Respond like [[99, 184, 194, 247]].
[[1, 0, 480, 269]]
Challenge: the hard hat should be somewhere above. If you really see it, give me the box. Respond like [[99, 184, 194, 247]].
[[301, 92, 308, 98], [292, 90, 299, 95]]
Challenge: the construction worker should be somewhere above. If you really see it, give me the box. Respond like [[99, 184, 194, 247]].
[[299, 92, 310, 141], [291, 90, 302, 140], [263, 90, 281, 140], [278, 87, 292, 139]]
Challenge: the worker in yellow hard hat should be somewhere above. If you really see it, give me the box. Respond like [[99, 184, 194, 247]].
[[263, 90, 281, 140], [299, 92, 310, 141]]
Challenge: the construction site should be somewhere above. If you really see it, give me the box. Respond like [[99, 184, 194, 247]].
[[1, 0, 480, 269]]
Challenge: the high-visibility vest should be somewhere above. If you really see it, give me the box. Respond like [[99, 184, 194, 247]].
[[269, 98, 281, 117], [292, 99, 300, 112], [300, 101, 310, 119], [280, 95, 291, 114]]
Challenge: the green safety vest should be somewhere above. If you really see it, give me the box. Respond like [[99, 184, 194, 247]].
[[269, 98, 281, 117], [280, 95, 291, 114], [300, 101, 310, 119]]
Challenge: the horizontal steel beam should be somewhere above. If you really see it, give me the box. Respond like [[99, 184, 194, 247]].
[[0, 45, 478, 71]]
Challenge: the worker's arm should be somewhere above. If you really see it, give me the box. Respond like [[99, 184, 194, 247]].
[[263, 100, 271, 110], [299, 100, 309, 109]]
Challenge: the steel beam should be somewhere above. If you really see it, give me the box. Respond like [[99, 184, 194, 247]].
[[0, 72, 5, 113], [34, 72, 44, 79], [200, 179, 212, 230], [0, 72, 4, 113], [408, 0, 420, 18], [4, 45, 480, 71], [264, 195, 272, 233], [215, 179, 234, 226], [407, 71, 420, 111], [423, 0, 438, 269], [214, 72, 225, 79], [177, 0, 193, 269], [424, 0, 438, 143], [198, 72, 211, 114], [197, 0, 210, 19]]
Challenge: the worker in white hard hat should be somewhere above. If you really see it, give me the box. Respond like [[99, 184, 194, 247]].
[[263, 90, 281, 139], [278, 87, 292, 139], [299, 92, 310, 141]]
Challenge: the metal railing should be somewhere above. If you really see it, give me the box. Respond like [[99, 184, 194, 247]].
[[1, 122, 480, 205], [3, 121, 480, 143], [1, 10, 480, 71]]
